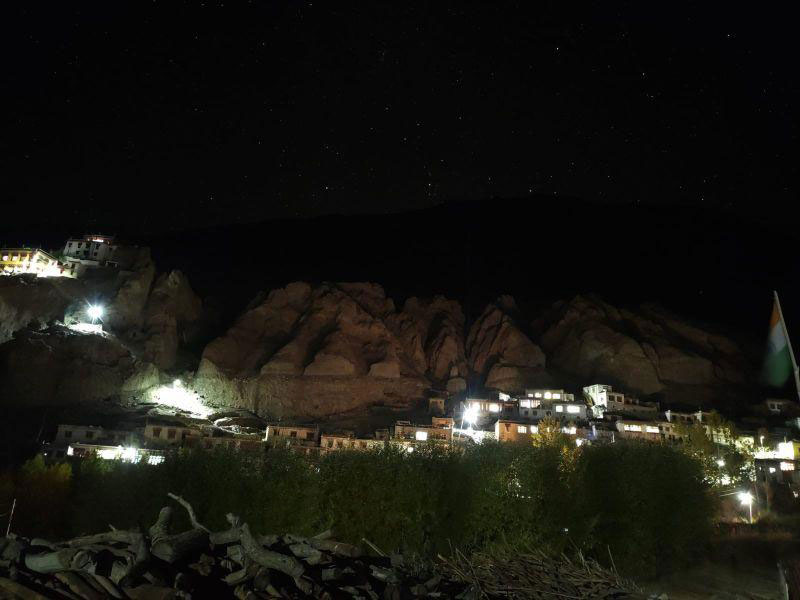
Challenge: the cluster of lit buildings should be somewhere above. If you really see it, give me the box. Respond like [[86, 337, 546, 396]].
[[52, 381, 800, 493], [1, 233, 131, 278]]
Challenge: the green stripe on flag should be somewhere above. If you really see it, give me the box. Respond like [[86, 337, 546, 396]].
[[763, 342, 793, 387]]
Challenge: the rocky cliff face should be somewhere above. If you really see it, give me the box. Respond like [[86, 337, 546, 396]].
[[0, 326, 159, 406], [196, 284, 755, 418], [0, 250, 206, 406], [533, 295, 751, 401], [195, 282, 431, 419], [387, 296, 469, 394], [467, 296, 547, 392], [1, 271, 755, 413], [142, 270, 204, 370]]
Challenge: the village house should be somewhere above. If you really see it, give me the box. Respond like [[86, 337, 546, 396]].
[[765, 398, 795, 415], [0, 247, 66, 277], [66, 443, 166, 465], [494, 419, 539, 443], [583, 384, 658, 418], [264, 424, 320, 447], [320, 432, 384, 452], [463, 391, 517, 424], [54, 424, 140, 451], [393, 420, 453, 442], [614, 419, 663, 441], [143, 420, 203, 447]]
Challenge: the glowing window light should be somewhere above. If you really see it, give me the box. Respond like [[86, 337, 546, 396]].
[[415, 431, 428, 441], [567, 405, 580, 414], [624, 424, 642, 432], [562, 426, 577, 435], [97, 447, 119, 460], [781, 461, 795, 471], [544, 392, 552, 399], [121, 447, 138, 462], [530, 425, 539, 434], [488, 403, 500, 413], [555, 405, 563, 412], [520, 399, 531, 408], [646, 426, 660, 434], [66, 445, 74, 456], [769, 467, 776, 473], [517, 425, 527, 434], [148, 455, 165, 465], [534, 392, 542, 398], [552, 393, 561, 399], [527, 393, 534, 398]]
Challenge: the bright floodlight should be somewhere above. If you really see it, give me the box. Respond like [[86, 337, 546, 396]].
[[737, 491, 753, 506], [87, 304, 104, 321], [463, 406, 479, 426]]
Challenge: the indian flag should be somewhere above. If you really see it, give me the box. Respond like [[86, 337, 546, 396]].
[[763, 293, 795, 387]]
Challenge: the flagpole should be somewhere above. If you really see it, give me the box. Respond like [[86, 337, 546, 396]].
[[775, 291, 800, 403]]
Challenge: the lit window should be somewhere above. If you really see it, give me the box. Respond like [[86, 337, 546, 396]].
[[488, 403, 500, 413], [148, 455, 164, 465], [534, 392, 542, 398], [567, 405, 580, 414], [552, 393, 561, 399], [562, 426, 577, 435], [415, 431, 428, 441], [781, 462, 795, 471], [527, 393, 533, 398], [544, 392, 552, 399], [520, 399, 531, 408], [769, 467, 776, 473], [471, 401, 480, 410], [646, 426, 660, 434], [517, 425, 527, 433], [623, 424, 642, 432], [555, 405, 563, 412], [530, 425, 539, 434]]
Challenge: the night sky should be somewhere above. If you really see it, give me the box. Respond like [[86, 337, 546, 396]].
[[5, 2, 797, 233]]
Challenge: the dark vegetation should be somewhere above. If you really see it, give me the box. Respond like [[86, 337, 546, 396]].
[[1, 440, 714, 579]]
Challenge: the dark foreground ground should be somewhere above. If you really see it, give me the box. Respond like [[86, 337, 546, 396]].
[[645, 533, 798, 599]]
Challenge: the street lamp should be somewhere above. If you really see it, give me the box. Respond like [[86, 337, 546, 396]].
[[737, 491, 754, 524]]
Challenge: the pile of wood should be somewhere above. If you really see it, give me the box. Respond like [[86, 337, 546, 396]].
[[1, 493, 646, 599]]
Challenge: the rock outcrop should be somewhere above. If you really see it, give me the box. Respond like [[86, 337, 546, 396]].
[[196, 283, 439, 419], [142, 270, 204, 370], [387, 296, 469, 394], [0, 326, 159, 406], [0, 249, 209, 407], [467, 296, 546, 392], [534, 295, 751, 400]]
